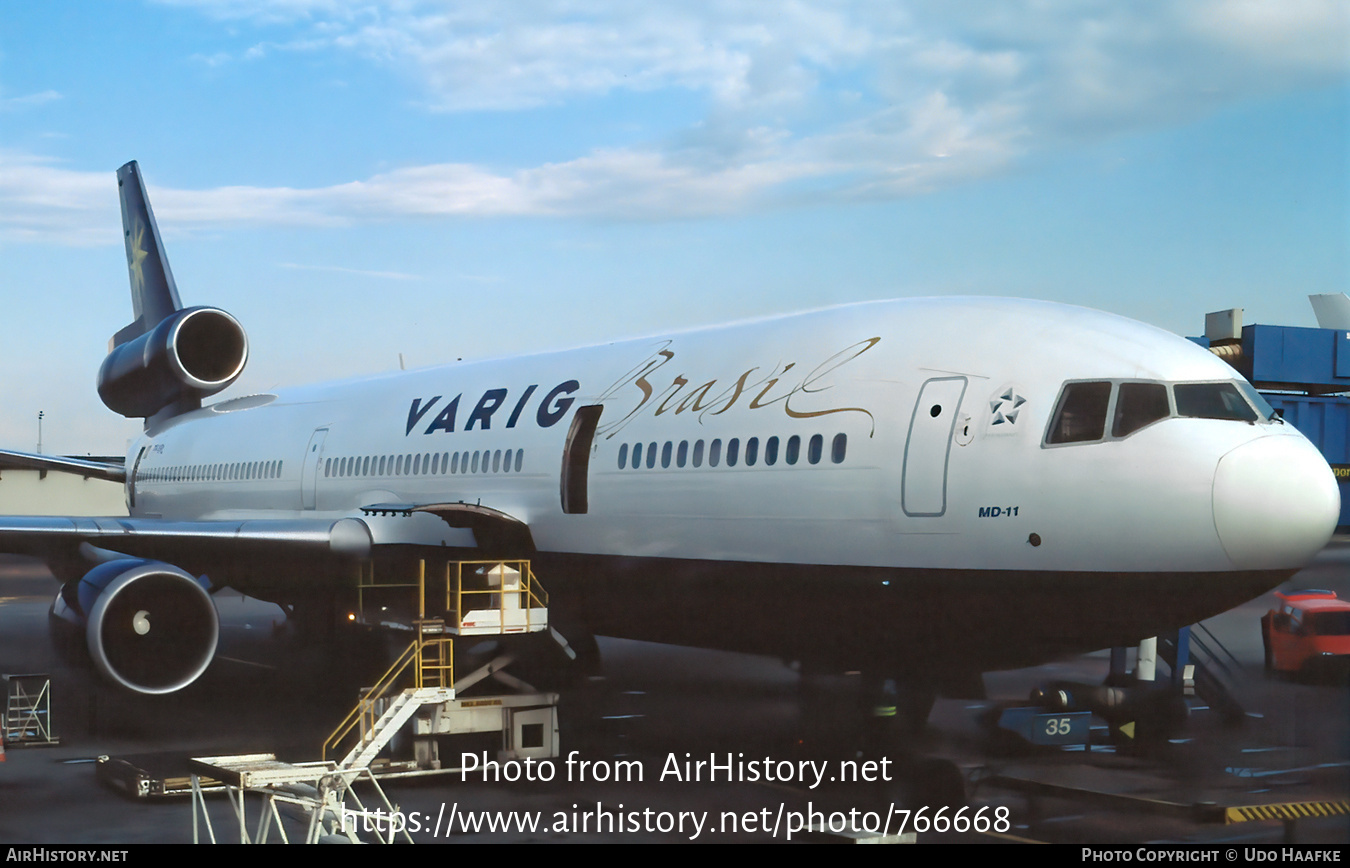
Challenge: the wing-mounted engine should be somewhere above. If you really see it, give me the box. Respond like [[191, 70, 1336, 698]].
[[97, 306, 248, 418], [49, 559, 219, 695]]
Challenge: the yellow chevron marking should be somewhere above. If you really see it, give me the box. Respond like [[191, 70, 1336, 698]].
[[1226, 801, 1350, 823]]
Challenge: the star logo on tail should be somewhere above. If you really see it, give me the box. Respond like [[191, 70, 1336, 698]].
[[128, 221, 149, 298]]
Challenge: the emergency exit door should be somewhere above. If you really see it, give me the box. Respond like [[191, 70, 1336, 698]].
[[902, 377, 967, 517]]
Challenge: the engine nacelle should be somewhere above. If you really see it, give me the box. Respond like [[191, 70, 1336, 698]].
[[98, 306, 248, 418], [50, 559, 219, 695]]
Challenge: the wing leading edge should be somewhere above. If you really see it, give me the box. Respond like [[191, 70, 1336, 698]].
[[0, 449, 125, 483], [0, 515, 373, 562], [0, 501, 531, 566]]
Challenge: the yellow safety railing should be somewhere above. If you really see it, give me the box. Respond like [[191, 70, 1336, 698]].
[[325, 559, 456, 762], [323, 637, 417, 763], [354, 559, 422, 626], [447, 559, 548, 632], [417, 629, 455, 689], [324, 558, 545, 760], [321, 632, 455, 762]]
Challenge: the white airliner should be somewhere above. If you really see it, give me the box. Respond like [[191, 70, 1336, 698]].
[[0, 163, 1338, 724]]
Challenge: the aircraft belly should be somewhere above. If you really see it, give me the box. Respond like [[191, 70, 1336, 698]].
[[536, 552, 1293, 672]]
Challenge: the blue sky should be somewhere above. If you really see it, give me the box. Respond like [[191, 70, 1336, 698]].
[[1, 1, 1347, 455]]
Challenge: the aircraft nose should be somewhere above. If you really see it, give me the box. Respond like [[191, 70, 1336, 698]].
[[1212, 434, 1340, 570]]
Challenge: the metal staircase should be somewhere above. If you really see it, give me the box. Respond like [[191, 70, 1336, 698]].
[[3, 674, 58, 747], [1157, 622, 1247, 724], [189, 558, 568, 843], [323, 558, 567, 775]]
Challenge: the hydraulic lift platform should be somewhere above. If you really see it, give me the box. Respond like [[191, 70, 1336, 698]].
[[188, 559, 571, 842], [322, 558, 570, 776]]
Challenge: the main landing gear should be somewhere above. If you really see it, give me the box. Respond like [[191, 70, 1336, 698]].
[[855, 673, 965, 811]]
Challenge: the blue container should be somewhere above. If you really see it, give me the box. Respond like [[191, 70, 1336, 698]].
[[1261, 393, 1350, 528]]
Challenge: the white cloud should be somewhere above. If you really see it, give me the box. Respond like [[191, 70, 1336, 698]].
[[1190, 0, 1350, 73], [5, 2, 1346, 242], [155, 1, 1347, 113], [0, 90, 64, 110], [0, 147, 833, 243], [0, 153, 116, 246], [278, 262, 421, 280]]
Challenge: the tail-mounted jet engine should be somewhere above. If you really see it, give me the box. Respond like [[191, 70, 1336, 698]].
[[97, 306, 248, 419], [49, 559, 218, 694]]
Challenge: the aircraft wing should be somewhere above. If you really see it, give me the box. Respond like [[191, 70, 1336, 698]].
[[0, 515, 374, 564], [0, 448, 125, 483], [0, 500, 532, 568]]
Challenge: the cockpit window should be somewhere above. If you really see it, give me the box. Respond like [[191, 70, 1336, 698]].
[[1174, 382, 1259, 422], [1236, 380, 1277, 421], [1047, 381, 1111, 444], [1046, 377, 1271, 447], [1112, 382, 1170, 437]]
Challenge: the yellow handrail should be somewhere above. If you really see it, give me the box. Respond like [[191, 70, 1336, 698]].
[[321, 631, 456, 762], [323, 638, 420, 762], [447, 559, 548, 631], [323, 557, 544, 761]]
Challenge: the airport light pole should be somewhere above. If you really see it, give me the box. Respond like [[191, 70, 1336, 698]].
[[37, 410, 43, 454]]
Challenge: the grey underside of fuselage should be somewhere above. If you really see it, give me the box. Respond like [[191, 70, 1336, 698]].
[[202, 545, 1290, 677], [530, 554, 1292, 673]]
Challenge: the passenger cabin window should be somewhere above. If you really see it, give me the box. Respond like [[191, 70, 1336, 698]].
[[610, 430, 850, 471], [1047, 381, 1111, 444], [831, 433, 847, 464]]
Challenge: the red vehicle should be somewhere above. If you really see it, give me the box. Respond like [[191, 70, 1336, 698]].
[[1262, 590, 1350, 679]]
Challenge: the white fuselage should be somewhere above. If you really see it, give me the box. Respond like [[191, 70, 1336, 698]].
[[118, 297, 1339, 672], [128, 297, 1335, 572]]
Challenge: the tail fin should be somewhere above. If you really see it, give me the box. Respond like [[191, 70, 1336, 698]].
[[1310, 294, 1350, 331], [112, 161, 183, 348]]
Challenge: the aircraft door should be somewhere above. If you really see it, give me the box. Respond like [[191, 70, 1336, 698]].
[[301, 427, 329, 510], [561, 405, 603, 514], [127, 446, 147, 511], [902, 377, 967, 517]]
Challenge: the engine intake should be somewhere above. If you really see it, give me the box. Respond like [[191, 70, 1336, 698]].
[[50, 559, 219, 695], [98, 306, 248, 418]]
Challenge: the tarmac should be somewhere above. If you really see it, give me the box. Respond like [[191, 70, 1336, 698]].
[[0, 548, 1346, 845]]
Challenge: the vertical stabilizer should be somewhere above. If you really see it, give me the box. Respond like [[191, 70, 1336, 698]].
[[1310, 294, 1350, 331], [113, 161, 183, 348]]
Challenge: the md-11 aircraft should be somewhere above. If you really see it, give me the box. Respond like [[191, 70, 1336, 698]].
[[0, 162, 1338, 729]]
